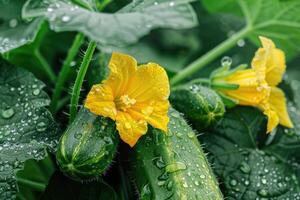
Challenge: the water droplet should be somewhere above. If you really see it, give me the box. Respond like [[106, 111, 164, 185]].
[[230, 179, 237, 186], [70, 61, 76, 67], [141, 184, 152, 199], [9, 19, 18, 28], [170, 112, 180, 118], [237, 39, 245, 47], [257, 189, 268, 197], [182, 182, 188, 188], [165, 162, 186, 173], [244, 180, 250, 186], [2, 108, 15, 119], [32, 89, 40, 96], [187, 132, 194, 138], [157, 180, 166, 186], [74, 133, 82, 139], [36, 121, 47, 132], [261, 178, 267, 184], [154, 2, 158, 5], [62, 15, 70, 22], [169, 1, 175, 6], [200, 174, 205, 179], [221, 56, 232, 67], [153, 157, 165, 169], [240, 161, 251, 174], [158, 171, 169, 181], [47, 7, 53, 12]]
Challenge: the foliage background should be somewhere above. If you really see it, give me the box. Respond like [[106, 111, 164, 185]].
[[1, 0, 300, 199]]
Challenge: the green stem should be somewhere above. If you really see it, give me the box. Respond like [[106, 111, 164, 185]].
[[69, 41, 97, 123], [170, 26, 251, 86], [17, 178, 46, 192], [50, 33, 85, 113], [34, 50, 56, 83]]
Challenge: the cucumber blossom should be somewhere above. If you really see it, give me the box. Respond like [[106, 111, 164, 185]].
[[170, 83, 225, 129], [131, 108, 223, 200], [56, 108, 119, 181]]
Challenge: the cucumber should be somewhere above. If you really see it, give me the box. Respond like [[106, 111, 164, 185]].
[[56, 108, 119, 181], [170, 83, 225, 129], [130, 108, 223, 200]]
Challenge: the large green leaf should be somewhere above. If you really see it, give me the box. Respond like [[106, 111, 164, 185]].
[[201, 0, 300, 59], [0, 0, 42, 53], [0, 59, 59, 199], [201, 106, 300, 199], [22, 0, 198, 46]]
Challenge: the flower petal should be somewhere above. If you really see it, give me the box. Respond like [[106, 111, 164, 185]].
[[85, 84, 117, 120], [116, 112, 148, 147], [222, 69, 270, 105], [128, 100, 169, 132], [255, 36, 286, 86], [106, 52, 137, 97], [263, 107, 279, 133], [269, 87, 293, 128], [126, 63, 170, 102]]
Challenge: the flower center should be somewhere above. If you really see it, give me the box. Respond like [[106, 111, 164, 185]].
[[115, 95, 136, 111]]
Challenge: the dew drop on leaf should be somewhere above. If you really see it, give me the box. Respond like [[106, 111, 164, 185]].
[[8, 19, 18, 28], [36, 121, 47, 132], [165, 162, 186, 173], [32, 89, 40, 96], [257, 189, 268, 197], [62, 15, 70, 22], [1, 108, 15, 119], [230, 179, 237, 186], [74, 133, 82, 139]]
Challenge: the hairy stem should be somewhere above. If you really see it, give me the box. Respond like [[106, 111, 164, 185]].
[[170, 26, 251, 86], [50, 33, 85, 113], [69, 41, 97, 123]]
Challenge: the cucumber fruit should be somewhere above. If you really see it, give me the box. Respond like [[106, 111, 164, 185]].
[[170, 83, 225, 129], [130, 108, 223, 200], [56, 108, 119, 181]]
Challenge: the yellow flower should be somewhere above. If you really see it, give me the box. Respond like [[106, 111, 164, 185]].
[[213, 36, 293, 133], [85, 52, 170, 147]]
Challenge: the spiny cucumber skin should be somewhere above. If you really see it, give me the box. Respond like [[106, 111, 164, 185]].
[[170, 84, 225, 129], [131, 108, 223, 200], [56, 108, 119, 181]]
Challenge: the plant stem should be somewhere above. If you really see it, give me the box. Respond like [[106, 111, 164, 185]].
[[50, 33, 85, 113], [69, 41, 97, 123], [170, 26, 251, 86], [34, 50, 56, 83], [17, 178, 46, 192]]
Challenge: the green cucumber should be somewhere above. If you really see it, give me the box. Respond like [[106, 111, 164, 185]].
[[56, 108, 119, 181], [170, 83, 225, 129], [130, 108, 223, 200]]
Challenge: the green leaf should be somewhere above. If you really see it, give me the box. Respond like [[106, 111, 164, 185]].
[[0, 58, 59, 199], [201, 106, 300, 199], [22, 0, 198, 46], [101, 28, 201, 73], [41, 171, 118, 200], [17, 156, 55, 200], [0, 0, 42, 53], [201, 0, 300, 59]]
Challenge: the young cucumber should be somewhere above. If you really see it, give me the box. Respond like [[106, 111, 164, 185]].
[[131, 108, 223, 200], [56, 108, 119, 181], [170, 83, 225, 129]]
